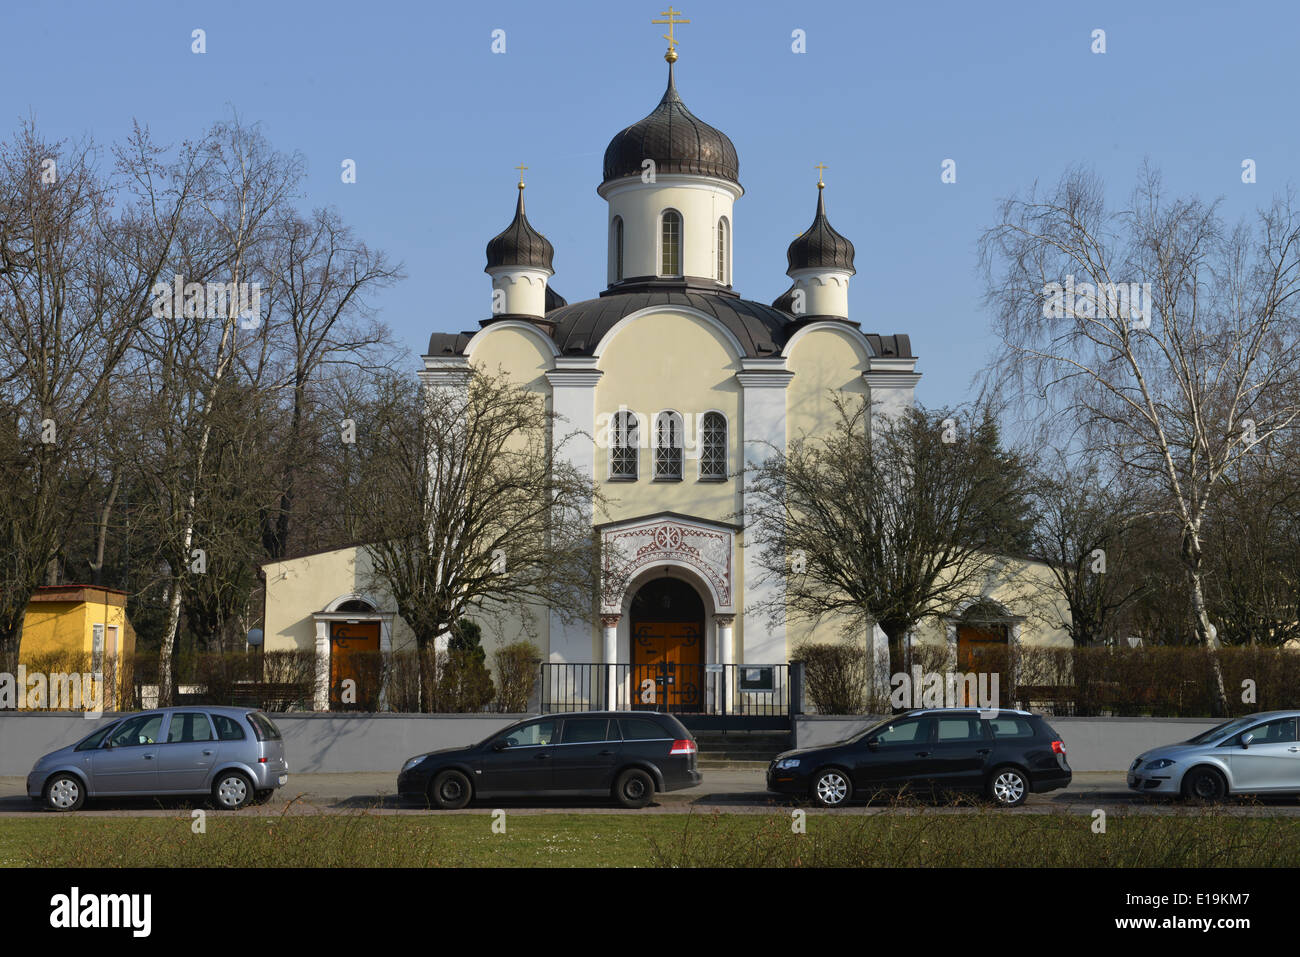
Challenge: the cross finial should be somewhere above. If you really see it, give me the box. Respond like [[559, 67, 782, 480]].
[[652, 7, 690, 63], [815, 163, 827, 189], [515, 163, 527, 190]]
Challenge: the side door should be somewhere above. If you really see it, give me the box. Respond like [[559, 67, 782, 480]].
[[852, 716, 935, 791], [1225, 716, 1300, 791], [929, 713, 993, 791], [553, 718, 621, 792], [478, 718, 558, 796], [90, 713, 164, 794], [156, 711, 219, 792]]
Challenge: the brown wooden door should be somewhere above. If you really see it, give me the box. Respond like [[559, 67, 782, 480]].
[[956, 624, 1008, 706], [330, 621, 381, 710], [631, 621, 704, 713]]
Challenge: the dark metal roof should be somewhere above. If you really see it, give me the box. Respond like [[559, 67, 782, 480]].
[[787, 187, 855, 274], [602, 63, 740, 187], [426, 331, 475, 355], [546, 290, 787, 357], [485, 188, 554, 272]]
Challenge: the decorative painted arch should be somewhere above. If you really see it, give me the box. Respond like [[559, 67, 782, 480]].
[[590, 305, 747, 362], [780, 319, 877, 362]]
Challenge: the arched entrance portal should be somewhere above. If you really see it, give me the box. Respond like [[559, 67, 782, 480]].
[[629, 577, 706, 713]]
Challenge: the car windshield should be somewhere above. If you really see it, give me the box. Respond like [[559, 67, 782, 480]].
[[848, 716, 901, 743], [1186, 716, 1256, 745]]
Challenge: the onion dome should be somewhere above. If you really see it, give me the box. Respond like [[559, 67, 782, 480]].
[[786, 184, 855, 274], [602, 62, 740, 187], [484, 186, 554, 273]]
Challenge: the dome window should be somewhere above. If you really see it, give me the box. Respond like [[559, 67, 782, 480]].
[[716, 217, 730, 285], [660, 210, 682, 277], [613, 217, 625, 282]]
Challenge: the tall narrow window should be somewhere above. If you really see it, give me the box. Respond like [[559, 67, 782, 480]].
[[610, 410, 639, 480], [716, 217, 730, 284], [654, 411, 684, 480], [699, 412, 727, 480], [660, 210, 682, 277], [612, 216, 624, 282]]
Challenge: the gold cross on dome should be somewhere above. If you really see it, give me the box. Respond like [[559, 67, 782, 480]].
[[653, 7, 690, 60], [515, 163, 527, 189], [815, 163, 827, 188]]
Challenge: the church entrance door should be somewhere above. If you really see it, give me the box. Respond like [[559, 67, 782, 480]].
[[629, 577, 706, 713]]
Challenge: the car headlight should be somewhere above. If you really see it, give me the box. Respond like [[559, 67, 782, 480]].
[[401, 755, 427, 773], [1144, 758, 1175, 770], [1131, 756, 1143, 770], [775, 758, 801, 770]]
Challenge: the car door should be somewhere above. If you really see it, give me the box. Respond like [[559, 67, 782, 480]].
[[930, 713, 993, 790], [852, 716, 935, 791], [90, 713, 164, 794], [553, 718, 620, 791], [478, 718, 558, 795], [1226, 716, 1300, 791], [155, 711, 219, 792]]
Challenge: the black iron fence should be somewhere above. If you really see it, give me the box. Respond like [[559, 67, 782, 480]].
[[539, 662, 795, 716]]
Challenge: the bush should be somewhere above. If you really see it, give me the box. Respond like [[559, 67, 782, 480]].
[[793, 638, 872, 714], [493, 641, 540, 712]]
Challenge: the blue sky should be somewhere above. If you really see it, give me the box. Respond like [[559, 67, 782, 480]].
[[3, 0, 1295, 410]]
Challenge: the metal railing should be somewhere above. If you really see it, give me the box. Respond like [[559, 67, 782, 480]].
[[539, 662, 792, 716]]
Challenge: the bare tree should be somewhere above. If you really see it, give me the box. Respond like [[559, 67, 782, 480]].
[[746, 396, 1033, 690], [354, 369, 600, 711], [980, 165, 1300, 713], [1026, 454, 1144, 645]]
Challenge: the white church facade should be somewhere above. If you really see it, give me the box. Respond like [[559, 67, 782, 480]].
[[261, 38, 1071, 711]]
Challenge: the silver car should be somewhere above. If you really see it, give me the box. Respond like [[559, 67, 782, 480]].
[[26, 706, 289, 812], [1128, 710, 1300, 800]]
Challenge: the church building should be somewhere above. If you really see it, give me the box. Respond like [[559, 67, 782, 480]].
[[261, 28, 1070, 712]]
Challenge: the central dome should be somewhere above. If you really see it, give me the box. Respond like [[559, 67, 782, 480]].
[[602, 63, 740, 187]]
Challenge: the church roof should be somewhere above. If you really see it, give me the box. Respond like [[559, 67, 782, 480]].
[[787, 186, 855, 274], [547, 290, 785, 356], [485, 188, 554, 272], [602, 63, 740, 188]]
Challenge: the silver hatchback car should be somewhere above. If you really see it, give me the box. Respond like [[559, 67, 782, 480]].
[[26, 706, 290, 811], [1128, 710, 1300, 800]]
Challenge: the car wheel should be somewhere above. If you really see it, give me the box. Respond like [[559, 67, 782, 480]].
[[430, 770, 473, 810], [987, 766, 1029, 807], [44, 773, 85, 812], [812, 768, 852, 808], [211, 771, 254, 810], [1182, 766, 1227, 802], [613, 768, 654, 809]]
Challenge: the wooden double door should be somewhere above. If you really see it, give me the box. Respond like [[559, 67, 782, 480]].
[[631, 622, 705, 713], [955, 623, 1009, 707]]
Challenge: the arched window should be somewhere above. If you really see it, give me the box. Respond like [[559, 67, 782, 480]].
[[610, 410, 639, 480], [612, 216, 624, 283], [654, 411, 684, 480], [716, 217, 730, 284], [699, 412, 727, 480], [660, 210, 682, 277]]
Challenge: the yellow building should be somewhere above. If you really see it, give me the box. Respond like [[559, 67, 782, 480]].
[[18, 585, 136, 710]]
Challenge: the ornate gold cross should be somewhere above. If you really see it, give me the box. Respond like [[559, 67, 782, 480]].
[[653, 7, 690, 61]]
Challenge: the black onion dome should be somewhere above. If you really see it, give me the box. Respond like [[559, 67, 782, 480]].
[[787, 187, 855, 274], [602, 64, 740, 186], [485, 188, 554, 272]]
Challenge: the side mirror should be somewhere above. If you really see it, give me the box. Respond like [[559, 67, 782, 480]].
[[1241, 732, 1254, 749], [865, 738, 879, 751], [492, 739, 509, 752]]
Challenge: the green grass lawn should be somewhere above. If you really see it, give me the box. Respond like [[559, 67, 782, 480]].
[[3, 808, 1299, 867]]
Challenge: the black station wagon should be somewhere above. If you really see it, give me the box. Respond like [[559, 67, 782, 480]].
[[767, 708, 1071, 807], [398, 711, 701, 809]]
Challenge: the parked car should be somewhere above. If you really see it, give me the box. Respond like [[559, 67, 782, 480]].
[[27, 706, 289, 812], [398, 711, 701, 809], [767, 708, 1071, 807], [1128, 709, 1300, 800]]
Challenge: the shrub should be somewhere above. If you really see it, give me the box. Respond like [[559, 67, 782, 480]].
[[493, 641, 540, 712], [793, 638, 872, 714]]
